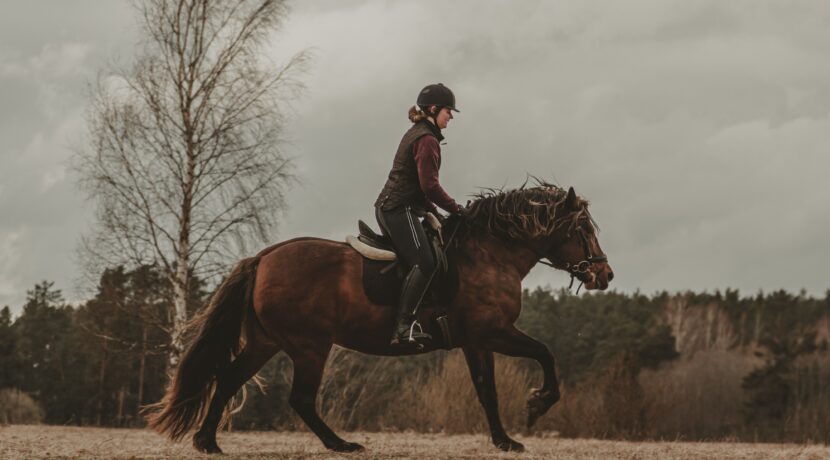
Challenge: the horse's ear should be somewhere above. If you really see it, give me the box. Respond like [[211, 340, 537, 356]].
[[565, 186, 578, 210]]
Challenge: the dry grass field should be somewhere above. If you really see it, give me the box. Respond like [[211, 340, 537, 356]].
[[1, 426, 829, 460]]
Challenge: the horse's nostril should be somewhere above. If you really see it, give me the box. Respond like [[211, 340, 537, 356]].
[[607, 270, 614, 282]]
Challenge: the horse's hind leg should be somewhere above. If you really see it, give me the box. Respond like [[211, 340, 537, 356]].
[[287, 341, 364, 453], [193, 343, 279, 454]]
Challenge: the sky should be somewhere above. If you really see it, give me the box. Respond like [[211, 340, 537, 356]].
[[1, 0, 829, 313]]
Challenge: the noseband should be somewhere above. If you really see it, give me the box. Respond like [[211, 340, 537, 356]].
[[538, 227, 607, 294]]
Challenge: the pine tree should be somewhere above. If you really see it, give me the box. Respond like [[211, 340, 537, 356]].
[[0, 306, 18, 388]]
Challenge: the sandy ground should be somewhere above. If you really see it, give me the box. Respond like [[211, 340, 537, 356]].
[[1, 425, 828, 460]]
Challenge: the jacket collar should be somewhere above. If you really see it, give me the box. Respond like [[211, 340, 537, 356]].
[[420, 119, 445, 142]]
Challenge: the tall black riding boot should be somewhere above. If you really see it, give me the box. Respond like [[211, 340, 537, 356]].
[[390, 265, 433, 347]]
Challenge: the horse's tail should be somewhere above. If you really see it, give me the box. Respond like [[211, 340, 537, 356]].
[[144, 256, 260, 440]]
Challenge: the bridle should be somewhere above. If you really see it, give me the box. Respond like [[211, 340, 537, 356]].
[[538, 225, 607, 294]]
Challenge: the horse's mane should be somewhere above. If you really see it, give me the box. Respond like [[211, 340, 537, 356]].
[[451, 178, 596, 241]]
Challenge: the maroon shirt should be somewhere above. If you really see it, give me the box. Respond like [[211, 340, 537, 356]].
[[413, 135, 462, 214]]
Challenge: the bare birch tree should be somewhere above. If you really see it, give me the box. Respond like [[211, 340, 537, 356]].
[[75, 0, 307, 365]]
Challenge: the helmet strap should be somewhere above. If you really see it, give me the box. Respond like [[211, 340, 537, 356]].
[[427, 105, 440, 125]]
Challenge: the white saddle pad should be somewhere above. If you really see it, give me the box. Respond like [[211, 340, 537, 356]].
[[345, 235, 396, 261]]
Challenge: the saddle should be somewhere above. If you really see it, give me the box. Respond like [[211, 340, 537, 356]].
[[345, 213, 458, 348], [347, 213, 448, 270]]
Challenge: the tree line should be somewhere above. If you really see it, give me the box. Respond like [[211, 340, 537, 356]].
[[0, 267, 206, 425], [3, 275, 828, 442]]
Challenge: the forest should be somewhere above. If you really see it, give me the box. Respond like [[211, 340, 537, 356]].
[[2, 268, 828, 442]]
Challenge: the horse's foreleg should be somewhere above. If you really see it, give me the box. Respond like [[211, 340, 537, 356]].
[[462, 348, 525, 452], [193, 344, 279, 454], [287, 343, 364, 453], [491, 326, 561, 428]]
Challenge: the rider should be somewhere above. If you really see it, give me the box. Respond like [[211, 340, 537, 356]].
[[374, 83, 464, 348]]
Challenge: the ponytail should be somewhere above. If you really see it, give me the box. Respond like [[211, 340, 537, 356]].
[[408, 105, 426, 123]]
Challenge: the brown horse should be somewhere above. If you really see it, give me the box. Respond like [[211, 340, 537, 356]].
[[144, 183, 613, 454]]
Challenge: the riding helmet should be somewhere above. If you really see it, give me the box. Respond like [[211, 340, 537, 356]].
[[417, 83, 459, 112]]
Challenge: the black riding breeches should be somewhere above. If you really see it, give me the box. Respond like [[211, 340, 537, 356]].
[[375, 206, 436, 276]]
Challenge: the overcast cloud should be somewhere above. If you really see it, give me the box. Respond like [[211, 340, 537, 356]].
[[1, 0, 829, 313]]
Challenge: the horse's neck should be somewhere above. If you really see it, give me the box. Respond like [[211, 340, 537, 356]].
[[459, 234, 540, 279]]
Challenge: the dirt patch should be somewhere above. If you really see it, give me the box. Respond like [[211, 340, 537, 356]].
[[1, 425, 828, 459]]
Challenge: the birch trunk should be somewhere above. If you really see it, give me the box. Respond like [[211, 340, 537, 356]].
[[136, 325, 147, 417]]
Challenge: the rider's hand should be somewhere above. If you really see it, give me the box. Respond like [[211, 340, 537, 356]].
[[456, 202, 472, 218]]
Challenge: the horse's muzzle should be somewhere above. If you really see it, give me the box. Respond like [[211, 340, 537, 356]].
[[584, 263, 614, 291]]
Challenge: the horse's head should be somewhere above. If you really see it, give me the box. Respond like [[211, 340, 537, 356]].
[[460, 181, 614, 290], [540, 187, 614, 291]]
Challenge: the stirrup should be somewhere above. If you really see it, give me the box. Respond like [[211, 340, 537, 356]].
[[391, 320, 432, 347], [408, 321, 428, 340]]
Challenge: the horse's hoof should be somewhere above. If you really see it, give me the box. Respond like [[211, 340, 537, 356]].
[[495, 438, 525, 452], [193, 432, 223, 454], [328, 441, 365, 453], [527, 387, 559, 428]]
